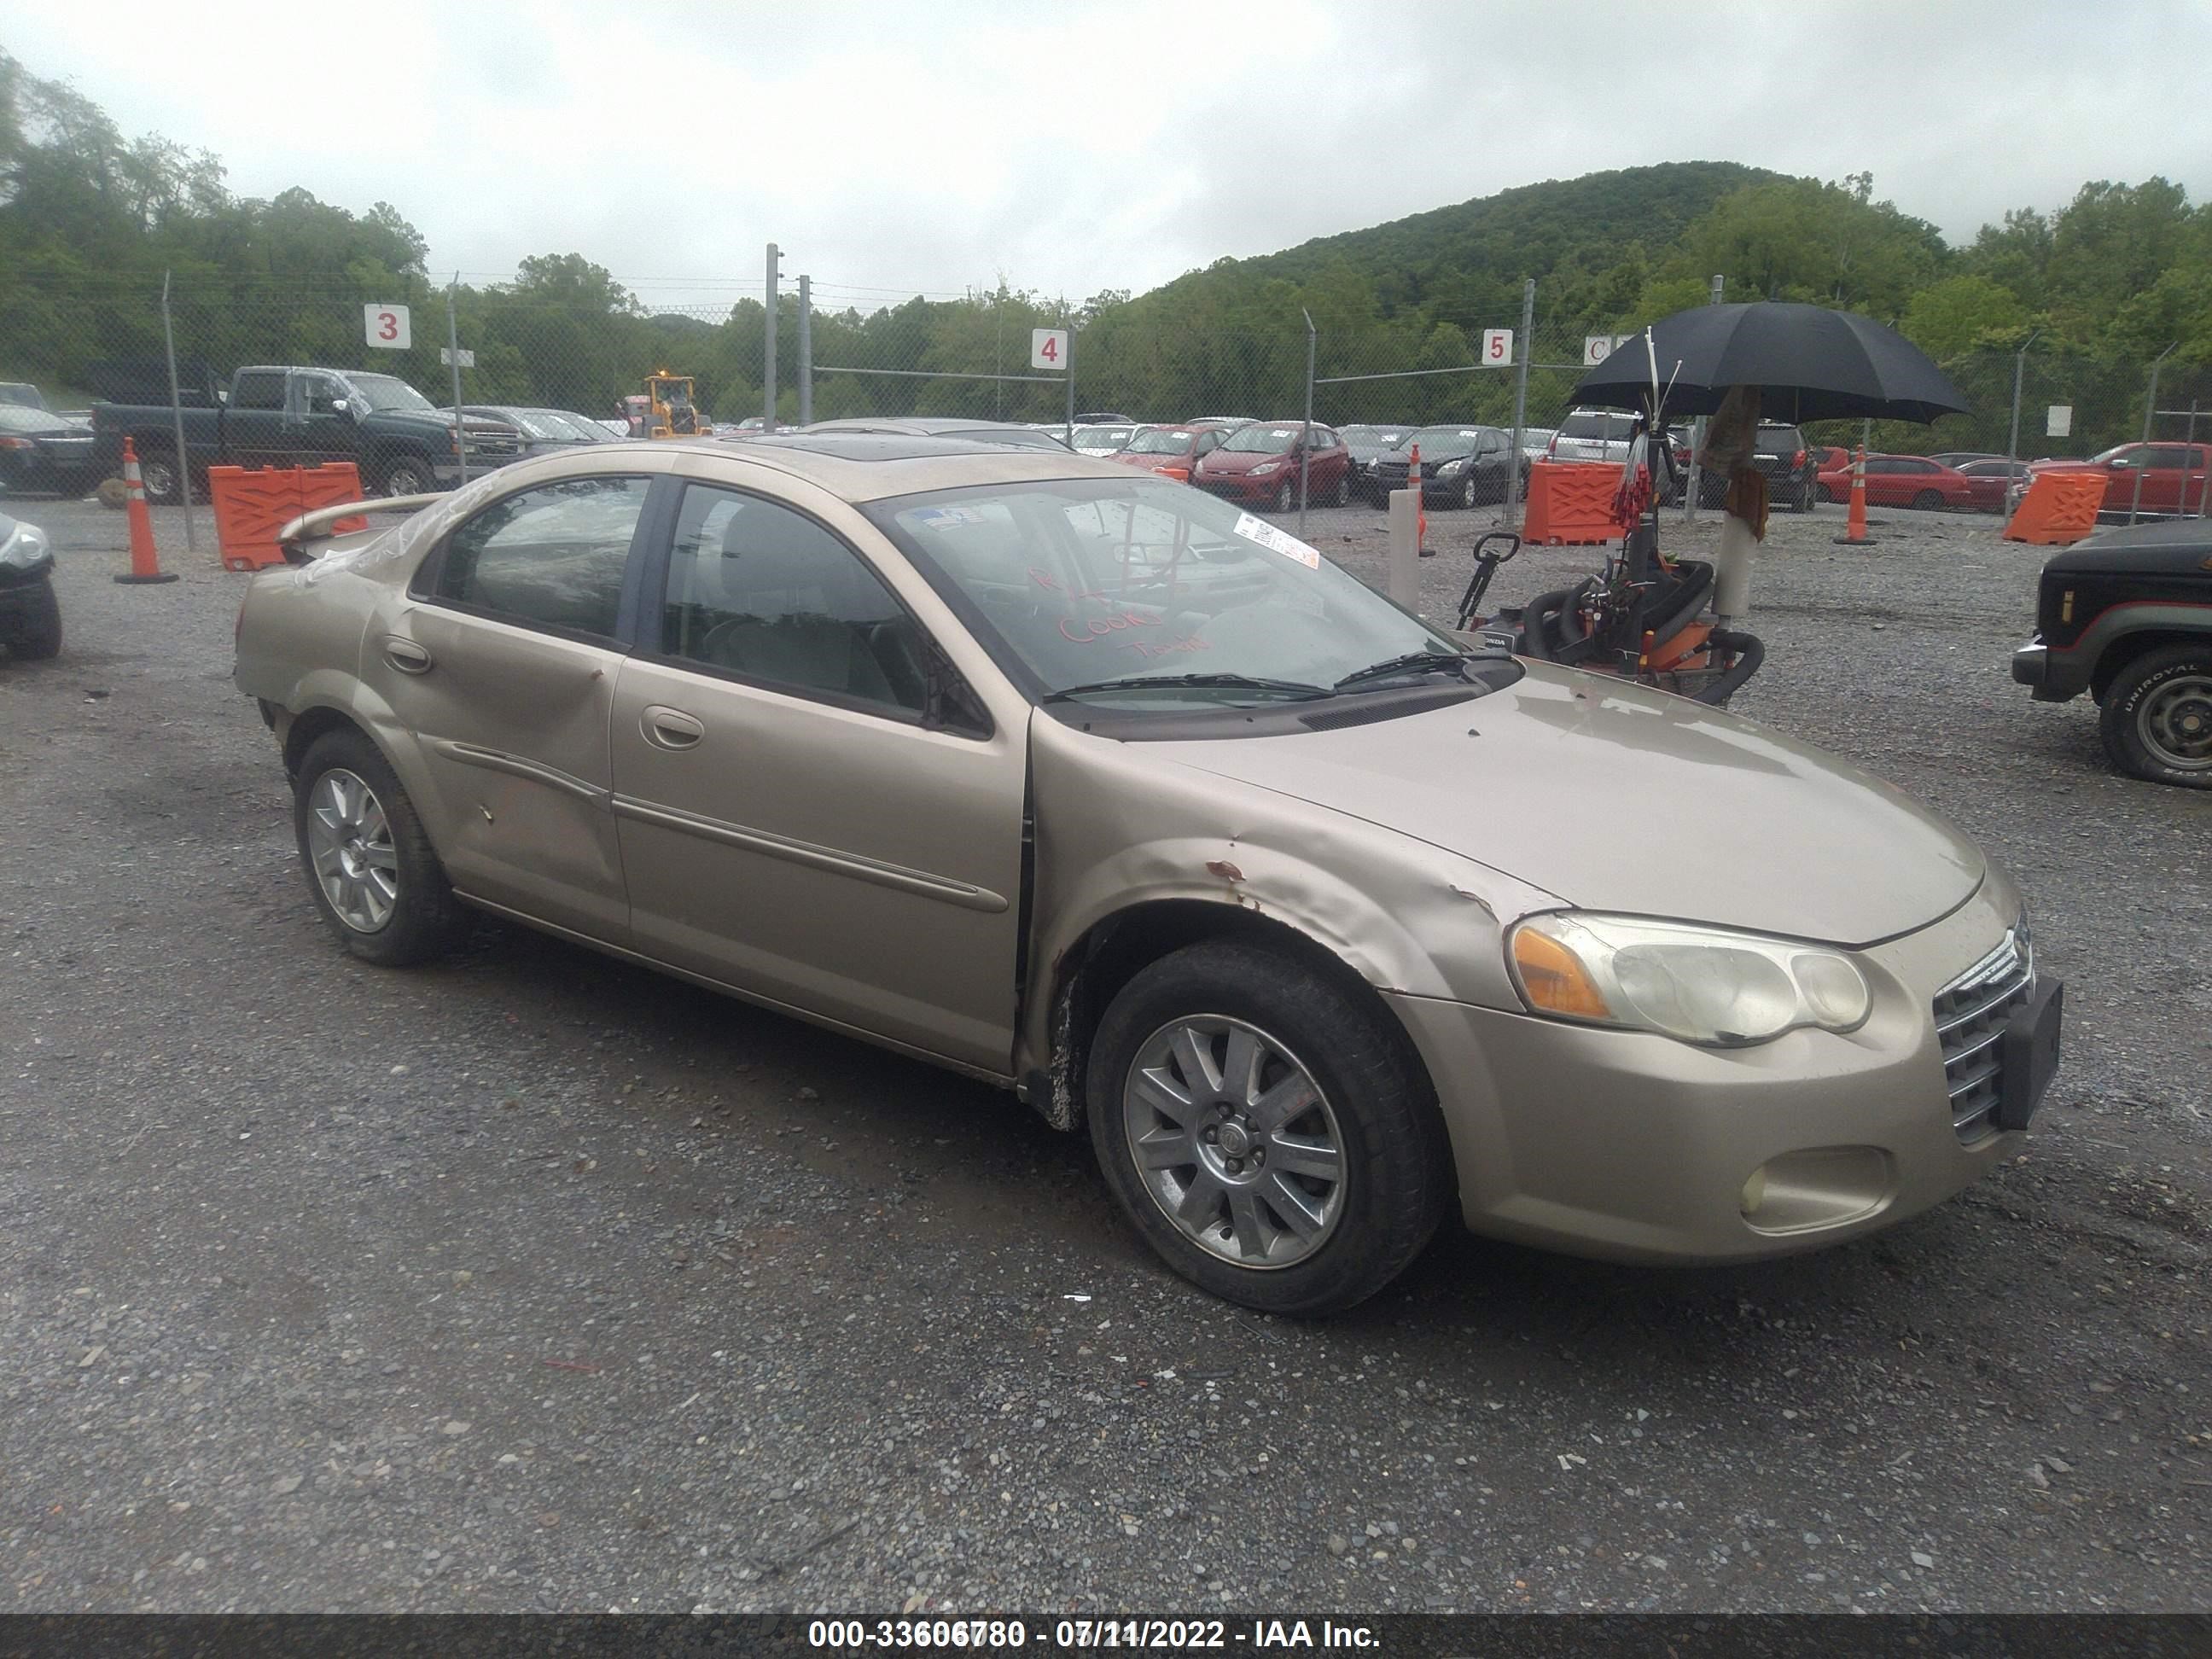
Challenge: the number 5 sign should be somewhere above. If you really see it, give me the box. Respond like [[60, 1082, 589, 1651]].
[[1030, 328, 1068, 370], [364, 303, 412, 350], [1481, 327, 1513, 367]]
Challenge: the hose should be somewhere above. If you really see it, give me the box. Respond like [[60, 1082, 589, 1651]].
[[1691, 629, 1765, 705]]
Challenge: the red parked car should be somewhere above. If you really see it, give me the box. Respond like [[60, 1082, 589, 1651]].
[[1815, 453, 1976, 510], [1113, 423, 1228, 483], [1190, 421, 1352, 511], [2029, 442, 2210, 516], [1953, 457, 2035, 513]]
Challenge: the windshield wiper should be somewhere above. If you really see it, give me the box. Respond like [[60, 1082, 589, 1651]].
[[1332, 650, 1476, 690], [1043, 672, 1331, 703]]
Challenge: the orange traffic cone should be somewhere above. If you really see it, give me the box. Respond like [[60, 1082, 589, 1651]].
[[1831, 443, 1877, 547], [114, 438, 179, 585]]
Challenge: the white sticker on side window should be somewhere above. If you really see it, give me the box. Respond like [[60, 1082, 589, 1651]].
[[1232, 512, 1321, 568]]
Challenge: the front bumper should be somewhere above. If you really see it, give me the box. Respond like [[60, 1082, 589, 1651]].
[[1193, 473, 1283, 503], [1386, 884, 2049, 1264], [0, 552, 57, 618], [2011, 638, 2084, 701]]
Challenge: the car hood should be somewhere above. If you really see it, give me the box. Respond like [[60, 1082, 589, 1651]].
[[2042, 519, 2212, 579], [1196, 451, 1284, 474], [1152, 663, 1984, 947]]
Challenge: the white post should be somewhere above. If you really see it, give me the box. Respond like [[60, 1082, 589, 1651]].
[[1386, 488, 1421, 611]]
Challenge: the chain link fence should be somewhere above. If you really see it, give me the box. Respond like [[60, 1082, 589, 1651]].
[[4, 271, 2204, 519]]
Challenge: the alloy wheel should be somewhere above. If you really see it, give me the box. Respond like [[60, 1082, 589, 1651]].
[[306, 768, 400, 932], [1121, 1016, 1347, 1269]]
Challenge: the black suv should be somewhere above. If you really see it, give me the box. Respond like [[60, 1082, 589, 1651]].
[[1668, 422, 1820, 513], [2011, 520, 2212, 789]]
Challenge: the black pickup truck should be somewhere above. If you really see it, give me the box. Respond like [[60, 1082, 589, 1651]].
[[90, 361, 521, 504], [2011, 519, 2212, 789]]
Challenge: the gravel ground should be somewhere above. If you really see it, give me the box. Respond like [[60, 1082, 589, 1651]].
[[2, 487, 2209, 1616]]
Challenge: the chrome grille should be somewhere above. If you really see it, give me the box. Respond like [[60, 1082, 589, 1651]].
[[1932, 923, 2034, 1142]]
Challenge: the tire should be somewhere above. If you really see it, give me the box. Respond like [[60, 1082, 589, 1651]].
[[1794, 476, 1815, 513], [8, 576, 61, 660], [2098, 643, 2212, 789], [292, 729, 470, 963], [1331, 470, 1348, 508], [1272, 479, 1294, 515], [137, 447, 183, 506], [1085, 939, 1452, 1316], [1457, 473, 1478, 510], [1912, 489, 1943, 511], [379, 455, 435, 498]]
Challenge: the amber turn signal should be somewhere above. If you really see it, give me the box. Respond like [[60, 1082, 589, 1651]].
[[1511, 927, 1614, 1021]]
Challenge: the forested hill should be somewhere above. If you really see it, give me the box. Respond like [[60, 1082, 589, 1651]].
[[1183, 161, 1778, 319]]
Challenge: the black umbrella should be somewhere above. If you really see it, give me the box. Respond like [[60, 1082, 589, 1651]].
[[1572, 301, 1970, 424]]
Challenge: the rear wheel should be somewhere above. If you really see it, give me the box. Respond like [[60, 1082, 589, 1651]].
[[1912, 488, 1943, 511], [1086, 940, 1452, 1316], [293, 729, 470, 963], [137, 448, 183, 506], [2100, 643, 2212, 789]]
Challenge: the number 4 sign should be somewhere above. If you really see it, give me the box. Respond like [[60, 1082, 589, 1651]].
[[1481, 327, 1513, 367], [364, 303, 412, 350], [1030, 328, 1068, 370]]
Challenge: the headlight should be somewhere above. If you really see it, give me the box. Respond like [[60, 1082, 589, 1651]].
[[0, 519, 50, 571], [1507, 912, 1871, 1048], [1252, 461, 1281, 475], [1440, 457, 1470, 474]]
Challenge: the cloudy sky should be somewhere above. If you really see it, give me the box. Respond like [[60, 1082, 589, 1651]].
[[12, 1, 2212, 310]]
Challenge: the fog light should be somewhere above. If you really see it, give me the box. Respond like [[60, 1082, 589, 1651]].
[[1740, 1167, 1768, 1217]]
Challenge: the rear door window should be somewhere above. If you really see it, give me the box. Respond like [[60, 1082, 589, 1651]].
[[231, 371, 285, 411], [427, 475, 652, 640]]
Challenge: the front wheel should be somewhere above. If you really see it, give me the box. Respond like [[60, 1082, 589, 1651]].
[[8, 576, 61, 660], [2100, 643, 2212, 789], [1331, 470, 1348, 507], [1272, 479, 1294, 515], [293, 729, 470, 963], [379, 455, 436, 498], [1086, 940, 1452, 1316], [1795, 476, 1816, 513], [1458, 473, 1478, 509]]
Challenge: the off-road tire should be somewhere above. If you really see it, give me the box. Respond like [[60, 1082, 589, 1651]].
[[9, 577, 61, 660], [1086, 940, 1452, 1316], [292, 728, 470, 963], [2099, 643, 2212, 789]]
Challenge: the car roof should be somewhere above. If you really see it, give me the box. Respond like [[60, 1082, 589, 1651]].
[[561, 434, 1130, 502], [802, 416, 1055, 437]]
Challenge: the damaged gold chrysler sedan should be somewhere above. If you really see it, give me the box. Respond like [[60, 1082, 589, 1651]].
[[234, 434, 2062, 1314]]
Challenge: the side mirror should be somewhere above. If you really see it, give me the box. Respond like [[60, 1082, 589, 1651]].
[[329, 399, 350, 416]]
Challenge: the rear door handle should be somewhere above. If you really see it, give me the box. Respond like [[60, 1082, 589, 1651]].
[[382, 636, 433, 674], [642, 705, 705, 750]]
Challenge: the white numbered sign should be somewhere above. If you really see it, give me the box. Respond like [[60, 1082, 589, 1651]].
[[1481, 328, 1513, 367], [1583, 335, 1615, 366], [364, 303, 412, 350], [2046, 405, 2073, 438], [1030, 329, 1068, 370]]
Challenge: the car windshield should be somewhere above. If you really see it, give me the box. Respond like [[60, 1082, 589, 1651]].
[[346, 374, 436, 414], [869, 478, 1468, 710], [1126, 428, 1195, 455], [1405, 428, 1484, 460], [1071, 426, 1136, 451], [485, 408, 565, 439], [535, 410, 605, 440], [1220, 425, 1303, 455]]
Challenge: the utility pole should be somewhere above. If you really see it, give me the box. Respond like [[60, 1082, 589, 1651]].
[[764, 243, 781, 432], [797, 274, 812, 427], [2005, 329, 2040, 516], [1683, 272, 1724, 525], [1505, 276, 1534, 527]]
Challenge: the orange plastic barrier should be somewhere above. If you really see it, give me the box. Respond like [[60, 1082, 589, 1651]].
[[2002, 471, 2106, 546], [1521, 460, 1622, 545], [209, 463, 370, 571]]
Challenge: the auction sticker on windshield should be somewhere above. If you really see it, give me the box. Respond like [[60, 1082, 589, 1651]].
[[1233, 513, 1321, 569]]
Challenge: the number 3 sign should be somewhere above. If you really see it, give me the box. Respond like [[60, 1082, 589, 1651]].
[[1481, 327, 1513, 366], [364, 303, 412, 350]]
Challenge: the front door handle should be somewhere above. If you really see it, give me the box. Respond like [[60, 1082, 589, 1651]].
[[642, 705, 705, 750], [382, 636, 433, 674]]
